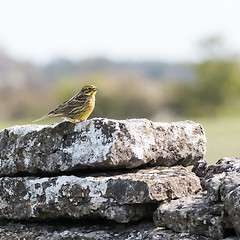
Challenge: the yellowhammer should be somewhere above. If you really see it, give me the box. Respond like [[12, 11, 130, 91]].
[[31, 85, 98, 123]]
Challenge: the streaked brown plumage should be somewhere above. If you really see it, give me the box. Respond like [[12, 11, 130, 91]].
[[31, 85, 98, 123]]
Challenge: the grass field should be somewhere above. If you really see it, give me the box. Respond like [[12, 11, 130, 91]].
[[195, 117, 240, 165], [1, 117, 239, 167]]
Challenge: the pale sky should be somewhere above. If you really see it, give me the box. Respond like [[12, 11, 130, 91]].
[[0, 0, 239, 64]]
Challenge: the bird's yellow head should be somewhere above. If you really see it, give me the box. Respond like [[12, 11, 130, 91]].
[[81, 85, 98, 96]]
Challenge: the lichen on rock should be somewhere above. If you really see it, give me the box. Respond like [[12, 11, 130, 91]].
[[0, 118, 223, 239], [0, 166, 201, 223], [0, 118, 206, 176]]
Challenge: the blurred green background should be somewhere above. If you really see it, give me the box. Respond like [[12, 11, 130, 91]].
[[1, 36, 240, 165]]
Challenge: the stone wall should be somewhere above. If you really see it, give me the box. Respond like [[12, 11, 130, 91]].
[[0, 118, 238, 239]]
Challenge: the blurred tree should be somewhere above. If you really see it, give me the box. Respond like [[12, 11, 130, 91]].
[[173, 37, 240, 117]]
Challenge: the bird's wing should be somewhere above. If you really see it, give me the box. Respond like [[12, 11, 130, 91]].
[[49, 94, 87, 115], [30, 93, 87, 123]]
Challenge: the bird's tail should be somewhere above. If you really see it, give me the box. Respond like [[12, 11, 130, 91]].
[[29, 113, 54, 124]]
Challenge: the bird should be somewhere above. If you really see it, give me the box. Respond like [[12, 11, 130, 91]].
[[31, 84, 98, 123]]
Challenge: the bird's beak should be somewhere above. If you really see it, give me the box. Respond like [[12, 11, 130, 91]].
[[94, 88, 98, 92]]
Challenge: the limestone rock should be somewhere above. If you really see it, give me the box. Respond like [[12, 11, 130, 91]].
[[0, 118, 206, 176], [223, 186, 240, 236], [203, 157, 240, 177], [219, 172, 240, 200], [0, 220, 214, 240], [219, 173, 240, 236], [153, 192, 233, 239], [202, 157, 240, 201], [200, 158, 240, 236], [0, 166, 201, 223], [203, 172, 227, 201], [192, 159, 208, 178]]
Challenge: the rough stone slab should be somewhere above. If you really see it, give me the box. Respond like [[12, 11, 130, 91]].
[[0, 118, 206, 176], [153, 192, 234, 239], [202, 157, 240, 201], [219, 173, 240, 236], [219, 173, 240, 200], [223, 186, 240, 236], [0, 166, 201, 223], [0, 221, 215, 240], [204, 157, 240, 177], [203, 172, 227, 201], [201, 158, 240, 236]]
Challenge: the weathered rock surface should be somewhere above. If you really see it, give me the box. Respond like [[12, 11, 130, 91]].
[[219, 173, 240, 236], [192, 159, 208, 178], [153, 192, 233, 239], [202, 157, 240, 201], [0, 118, 206, 176], [0, 220, 216, 240], [223, 186, 240, 236], [219, 172, 240, 200], [197, 157, 240, 236], [0, 166, 201, 223], [204, 157, 240, 176]]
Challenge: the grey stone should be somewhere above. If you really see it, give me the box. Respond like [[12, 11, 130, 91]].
[[153, 192, 233, 239], [223, 186, 240, 236], [0, 118, 206, 176], [0, 220, 214, 240], [203, 172, 227, 201], [220, 172, 240, 200], [192, 159, 208, 178], [201, 158, 240, 236], [204, 157, 240, 177], [219, 173, 240, 236], [202, 157, 240, 201], [0, 166, 201, 223]]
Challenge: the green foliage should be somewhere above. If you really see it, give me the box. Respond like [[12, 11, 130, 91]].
[[173, 37, 240, 117]]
